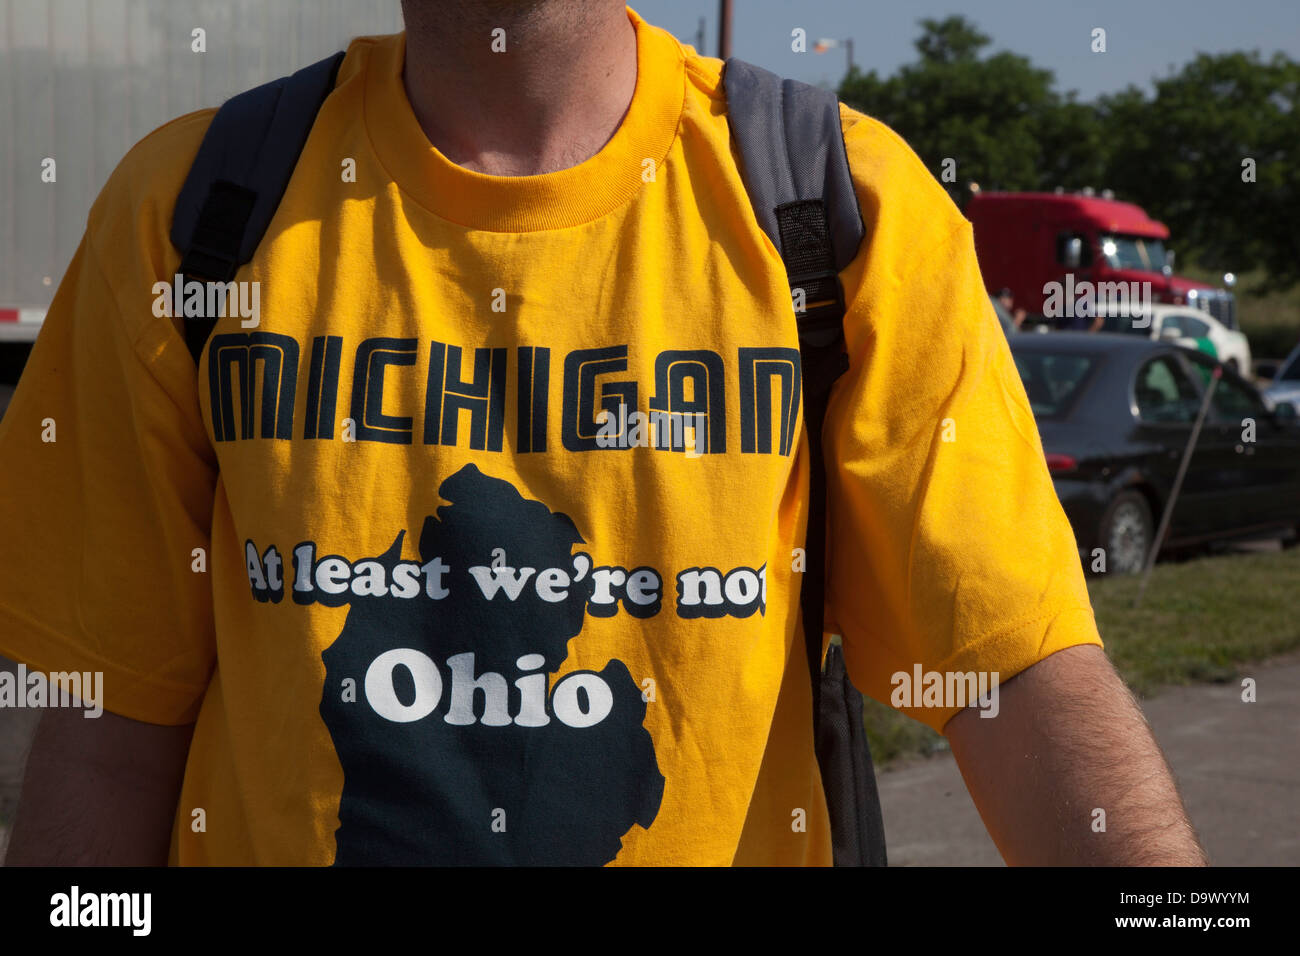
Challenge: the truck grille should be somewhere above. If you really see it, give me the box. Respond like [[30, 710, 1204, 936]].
[[1189, 289, 1237, 330]]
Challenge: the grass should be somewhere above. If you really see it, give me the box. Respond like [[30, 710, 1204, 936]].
[[861, 546, 1300, 767], [861, 695, 950, 765], [1088, 546, 1300, 693]]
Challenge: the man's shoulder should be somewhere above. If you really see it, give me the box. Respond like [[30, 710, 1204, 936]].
[[119, 108, 216, 176], [680, 43, 725, 100], [86, 33, 386, 262], [86, 108, 217, 276], [674, 45, 965, 241], [836, 103, 966, 240]]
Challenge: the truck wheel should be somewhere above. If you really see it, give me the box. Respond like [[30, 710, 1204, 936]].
[[1099, 490, 1153, 575]]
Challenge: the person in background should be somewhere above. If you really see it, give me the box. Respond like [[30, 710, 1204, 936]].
[[997, 287, 1028, 330]]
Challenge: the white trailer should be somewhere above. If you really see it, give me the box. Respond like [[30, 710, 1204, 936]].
[[0, 0, 403, 343]]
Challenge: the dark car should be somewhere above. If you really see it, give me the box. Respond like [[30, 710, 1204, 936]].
[[1009, 333, 1300, 573]]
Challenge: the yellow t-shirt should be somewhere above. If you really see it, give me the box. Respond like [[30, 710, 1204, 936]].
[[0, 8, 1100, 865]]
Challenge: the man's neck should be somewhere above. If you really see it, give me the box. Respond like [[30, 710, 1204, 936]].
[[400, 1, 638, 176]]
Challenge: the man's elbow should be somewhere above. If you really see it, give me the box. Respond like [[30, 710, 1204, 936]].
[[5, 706, 194, 866]]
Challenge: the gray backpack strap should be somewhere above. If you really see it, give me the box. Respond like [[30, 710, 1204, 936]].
[[722, 58, 864, 345], [723, 57, 884, 867], [170, 50, 345, 366]]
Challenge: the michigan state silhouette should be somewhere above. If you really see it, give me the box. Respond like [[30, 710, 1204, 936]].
[[319, 464, 664, 864]]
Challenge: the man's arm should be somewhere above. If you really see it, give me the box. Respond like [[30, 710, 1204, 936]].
[[5, 708, 193, 866], [945, 644, 1207, 866]]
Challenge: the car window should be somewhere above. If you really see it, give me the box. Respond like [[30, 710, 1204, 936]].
[[1180, 353, 1266, 421], [1181, 315, 1211, 338], [1100, 234, 1167, 272], [1012, 352, 1095, 418], [1134, 356, 1200, 424], [1210, 376, 1265, 421], [1055, 231, 1093, 268], [1276, 347, 1300, 382]]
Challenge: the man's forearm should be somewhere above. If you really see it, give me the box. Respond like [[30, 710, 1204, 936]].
[[5, 708, 193, 866], [946, 644, 1207, 866]]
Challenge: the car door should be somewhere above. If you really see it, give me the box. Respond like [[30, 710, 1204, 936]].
[[1159, 311, 1211, 355], [1130, 351, 1227, 540], [1179, 314, 1216, 358], [1180, 351, 1300, 532]]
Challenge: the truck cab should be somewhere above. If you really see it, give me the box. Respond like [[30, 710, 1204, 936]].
[[966, 190, 1236, 330]]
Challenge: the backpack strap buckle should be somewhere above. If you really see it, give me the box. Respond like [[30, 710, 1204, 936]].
[[178, 181, 258, 284], [777, 199, 848, 349]]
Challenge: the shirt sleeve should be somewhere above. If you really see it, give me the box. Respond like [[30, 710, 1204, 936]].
[[825, 107, 1102, 733], [0, 228, 218, 724]]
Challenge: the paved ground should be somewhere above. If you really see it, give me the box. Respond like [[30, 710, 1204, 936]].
[[878, 651, 1300, 865], [3, 652, 1297, 865]]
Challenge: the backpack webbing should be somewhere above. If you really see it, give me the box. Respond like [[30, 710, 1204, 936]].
[[723, 57, 886, 866], [170, 50, 345, 366]]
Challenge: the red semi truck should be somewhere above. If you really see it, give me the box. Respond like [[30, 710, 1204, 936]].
[[966, 189, 1236, 330]]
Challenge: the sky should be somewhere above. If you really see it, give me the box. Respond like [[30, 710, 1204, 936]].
[[634, 0, 1300, 99], [5, 1, 1298, 99]]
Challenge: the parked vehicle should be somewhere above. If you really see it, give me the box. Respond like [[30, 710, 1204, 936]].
[[1098, 304, 1252, 374], [967, 190, 1237, 330], [1009, 334, 1300, 573], [1264, 340, 1300, 411], [1152, 308, 1252, 374]]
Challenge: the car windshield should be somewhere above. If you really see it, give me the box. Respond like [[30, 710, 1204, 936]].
[[1099, 234, 1167, 273], [1278, 349, 1300, 382], [1012, 352, 1096, 418]]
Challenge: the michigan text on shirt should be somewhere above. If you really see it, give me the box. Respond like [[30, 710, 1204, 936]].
[[204, 334, 803, 455]]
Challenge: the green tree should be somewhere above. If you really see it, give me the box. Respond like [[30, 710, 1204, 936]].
[[836, 18, 1297, 293], [914, 15, 988, 64], [837, 16, 1103, 206], [1101, 52, 1300, 292]]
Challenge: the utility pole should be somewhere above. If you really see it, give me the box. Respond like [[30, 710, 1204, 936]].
[[718, 0, 732, 60]]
